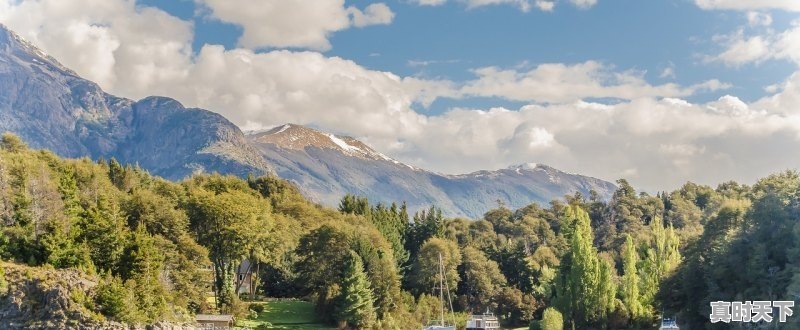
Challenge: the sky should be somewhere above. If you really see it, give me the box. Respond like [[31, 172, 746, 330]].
[[1, 0, 800, 192]]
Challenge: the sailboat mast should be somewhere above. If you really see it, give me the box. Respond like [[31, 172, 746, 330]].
[[438, 253, 445, 327]]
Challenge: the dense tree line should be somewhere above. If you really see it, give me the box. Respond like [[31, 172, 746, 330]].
[[3, 131, 800, 329]]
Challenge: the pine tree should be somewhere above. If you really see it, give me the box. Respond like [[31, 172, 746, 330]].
[[335, 250, 377, 329]]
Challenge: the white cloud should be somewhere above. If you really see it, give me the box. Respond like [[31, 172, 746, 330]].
[[569, 0, 597, 9], [414, 0, 448, 6], [349, 3, 395, 28], [695, 0, 800, 11], [197, 0, 394, 51], [535, 1, 555, 11], [0, 0, 193, 93], [710, 23, 800, 66], [660, 67, 676, 79], [458, 61, 728, 103], [5, 0, 800, 193], [746, 11, 772, 26]]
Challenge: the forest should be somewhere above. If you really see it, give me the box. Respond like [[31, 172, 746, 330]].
[[1, 131, 799, 329]]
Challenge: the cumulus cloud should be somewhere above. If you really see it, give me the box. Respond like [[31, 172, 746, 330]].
[[349, 3, 395, 28], [197, 0, 394, 51], [4, 0, 800, 193], [710, 23, 800, 66], [695, 0, 800, 11]]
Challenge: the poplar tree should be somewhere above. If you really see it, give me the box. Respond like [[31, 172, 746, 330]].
[[620, 234, 642, 323], [555, 205, 603, 328]]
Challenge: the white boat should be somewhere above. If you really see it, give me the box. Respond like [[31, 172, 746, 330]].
[[466, 310, 500, 330], [422, 253, 456, 330], [659, 317, 679, 330]]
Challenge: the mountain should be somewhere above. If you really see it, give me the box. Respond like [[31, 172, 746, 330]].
[[0, 24, 614, 218], [248, 124, 616, 217], [0, 24, 271, 180]]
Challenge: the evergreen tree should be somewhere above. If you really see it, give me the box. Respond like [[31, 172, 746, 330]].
[[339, 194, 370, 216], [335, 250, 377, 329]]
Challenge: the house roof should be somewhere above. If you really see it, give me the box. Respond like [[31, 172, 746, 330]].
[[196, 314, 234, 322]]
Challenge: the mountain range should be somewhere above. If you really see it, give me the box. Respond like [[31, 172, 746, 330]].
[[0, 24, 615, 218]]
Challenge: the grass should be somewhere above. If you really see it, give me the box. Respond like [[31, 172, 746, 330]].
[[237, 300, 336, 330]]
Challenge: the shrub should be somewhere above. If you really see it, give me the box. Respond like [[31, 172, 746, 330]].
[[540, 308, 563, 330], [249, 303, 265, 313], [0, 263, 7, 295], [94, 275, 140, 323]]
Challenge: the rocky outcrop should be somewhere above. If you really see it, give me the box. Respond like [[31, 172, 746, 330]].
[[0, 262, 202, 330]]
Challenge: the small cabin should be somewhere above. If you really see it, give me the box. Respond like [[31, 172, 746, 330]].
[[236, 260, 255, 296], [196, 314, 234, 330], [466, 312, 500, 330]]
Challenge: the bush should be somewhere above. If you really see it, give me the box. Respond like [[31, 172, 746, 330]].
[[249, 303, 265, 313], [94, 275, 140, 323], [539, 308, 563, 330], [0, 263, 7, 295]]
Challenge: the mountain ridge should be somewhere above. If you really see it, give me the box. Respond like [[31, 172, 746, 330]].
[[0, 24, 614, 218], [0, 24, 272, 180], [248, 123, 616, 217]]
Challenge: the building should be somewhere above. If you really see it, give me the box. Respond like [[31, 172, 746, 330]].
[[196, 314, 234, 330], [660, 317, 679, 329], [236, 259, 255, 296], [466, 312, 500, 330]]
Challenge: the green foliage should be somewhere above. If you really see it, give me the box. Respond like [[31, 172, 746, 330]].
[[554, 205, 612, 328], [537, 307, 563, 330], [1, 132, 27, 152], [95, 275, 139, 323], [458, 246, 506, 311], [335, 250, 377, 329], [0, 262, 7, 295], [410, 237, 461, 297], [186, 177, 274, 309], [339, 194, 370, 216], [620, 235, 642, 323]]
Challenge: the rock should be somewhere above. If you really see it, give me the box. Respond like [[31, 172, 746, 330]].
[[0, 262, 203, 330]]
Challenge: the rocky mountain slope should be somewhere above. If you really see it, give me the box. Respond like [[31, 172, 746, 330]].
[[0, 24, 614, 218], [249, 124, 616, 217], [0, 24, 271, 180]]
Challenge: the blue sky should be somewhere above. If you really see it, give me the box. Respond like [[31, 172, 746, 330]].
[[139, 0, 795, 112], [3, 0, 800, 191]]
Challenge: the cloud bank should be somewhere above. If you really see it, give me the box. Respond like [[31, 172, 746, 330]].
[[2, 0, 800, 193]]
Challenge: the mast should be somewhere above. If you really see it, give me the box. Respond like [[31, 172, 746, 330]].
[[438, 253, 445, 326]]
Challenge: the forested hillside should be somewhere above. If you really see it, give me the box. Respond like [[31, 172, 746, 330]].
[[1, 132, 799, 329]]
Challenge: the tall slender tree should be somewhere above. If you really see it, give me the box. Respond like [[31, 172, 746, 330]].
[[335, 250, 377, 329]]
